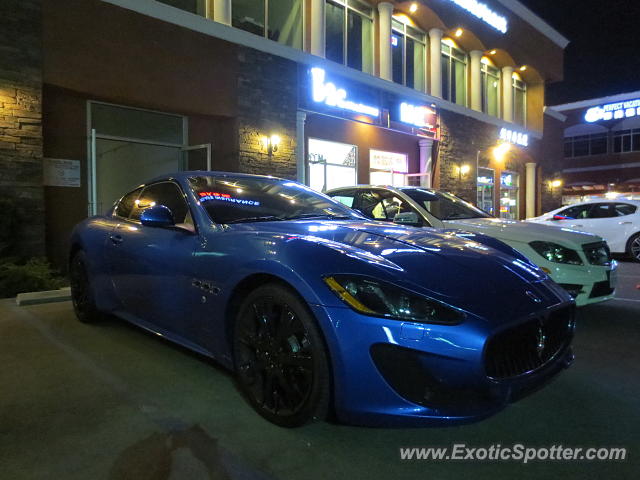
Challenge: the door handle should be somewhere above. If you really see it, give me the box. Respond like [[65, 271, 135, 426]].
[[109, 234, 124, 245], [619, 221, 632, 225], [572, 224, 583, 228]]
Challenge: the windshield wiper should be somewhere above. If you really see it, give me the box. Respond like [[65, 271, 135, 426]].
[[225, 215, 284, 224], [283, 213, 353, 220]]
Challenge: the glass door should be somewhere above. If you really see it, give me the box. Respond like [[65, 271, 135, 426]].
[[182, 144, 212, 171]]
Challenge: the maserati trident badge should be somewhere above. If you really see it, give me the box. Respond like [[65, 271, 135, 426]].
[[536, 324, 547, 357]]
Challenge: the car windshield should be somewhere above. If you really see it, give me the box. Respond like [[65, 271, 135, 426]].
[[189, 175, 360, 224], [401, 188, 491, 221]]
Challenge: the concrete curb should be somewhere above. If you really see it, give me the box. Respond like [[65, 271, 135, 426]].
[[16, 287, 71, 306]]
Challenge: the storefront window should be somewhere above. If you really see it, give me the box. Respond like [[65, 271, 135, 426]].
[[612, 129, 640, 153], [500, 171, 519, 220], [391, 19, 426, 91], [512, 74, 527, 126], [564, 134, 609, 157], [307, 138, 357, 192], [157, 0, 206, 15], [369, 150, 408, 186], [481, 61, 500, 117], [441, 41, 467, 107], [232, 0, 303, 49], [325, 0, 373, 74], [477, 167, 495, 215]]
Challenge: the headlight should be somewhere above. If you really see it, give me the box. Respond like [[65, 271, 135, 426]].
[[324, 275, 464, 325], [583, 242, 611, 266], [529, 241, 583, 265]]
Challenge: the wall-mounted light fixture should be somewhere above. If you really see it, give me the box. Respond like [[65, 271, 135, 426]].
[[261, 134, 281, 156], [492, 143, 511, 163], [548, 179, 563, 189], [455, 28, 464, 37], [409, 3, 418, 13], [455, 163, 471, 180]]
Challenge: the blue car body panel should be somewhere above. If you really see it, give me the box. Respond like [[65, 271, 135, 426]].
[[70, 172, 575, 426]]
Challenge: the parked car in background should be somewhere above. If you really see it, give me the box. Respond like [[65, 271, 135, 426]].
[[326, 185, 617, 306], [528, 200, 640, 262], [70, 172, 575, 428]]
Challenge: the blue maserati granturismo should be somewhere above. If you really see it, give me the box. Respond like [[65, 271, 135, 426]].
[[69, 172, 576, 427]]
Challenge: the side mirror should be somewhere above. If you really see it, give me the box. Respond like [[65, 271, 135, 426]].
[[393, 211, 422, 227], [140, 205, 175, 228], [552, 215, 567, 221]]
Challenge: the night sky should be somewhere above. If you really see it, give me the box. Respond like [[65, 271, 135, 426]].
[[520, 0, 640, 106]]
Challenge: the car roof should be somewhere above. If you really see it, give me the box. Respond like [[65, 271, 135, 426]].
[[146, 171, 288, 184], [561, 199, 640, 208]]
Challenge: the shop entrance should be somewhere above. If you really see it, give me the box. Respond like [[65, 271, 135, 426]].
[[307, 138, 357, 192], [87, 102, 211, 215]]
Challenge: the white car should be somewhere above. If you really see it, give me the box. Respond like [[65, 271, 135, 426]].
[[528, 200, 640, 262], [326, 186, 617, 307]]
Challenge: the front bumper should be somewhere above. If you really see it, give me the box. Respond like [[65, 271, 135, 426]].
[[310, 303, 574, 427]]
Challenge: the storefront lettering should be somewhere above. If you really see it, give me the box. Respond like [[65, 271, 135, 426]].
[[400, 103, 436, 129], [310, 68, 380, 118], [584, 98, 640, 122], [500, 128, 529, 147], [446, 0, 508, 34]]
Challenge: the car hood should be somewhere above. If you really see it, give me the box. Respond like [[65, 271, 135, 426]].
[[443, 217, 601, 247], [236, 220, 566, 317]]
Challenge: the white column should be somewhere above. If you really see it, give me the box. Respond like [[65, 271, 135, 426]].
[[429, 28, 443, 98], [296, 112, 307, 184], [378, 2, 394, 81], [502, 66, 514, 123], [469, 50, 483, 112], [419, 139, 434, 188], [213, 0, 231, 26], [310, 0, 325, 57], [525, 162, 537, 219]]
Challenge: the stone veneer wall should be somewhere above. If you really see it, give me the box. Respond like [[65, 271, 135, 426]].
[[0, 0, 44, 257], [236, 47, 298, 179]]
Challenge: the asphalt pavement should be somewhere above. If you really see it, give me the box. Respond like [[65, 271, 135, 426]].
[[1, 261, 639, 480]]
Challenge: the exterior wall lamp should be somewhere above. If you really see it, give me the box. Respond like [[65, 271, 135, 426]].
[[548, 179, 563, 189], [261, 135, 281, 155], [456, 163, 471, 180]]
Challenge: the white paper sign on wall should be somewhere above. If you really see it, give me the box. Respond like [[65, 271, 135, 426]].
[[44, 158, 81, 187]]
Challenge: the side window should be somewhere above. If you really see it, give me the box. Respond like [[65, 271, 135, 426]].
[[587, 203, 615, 219], [132, 182, 190, 224], [614, 203, 637, 216], [329, 190, 357, 208], [558, 205, 590, 219], [114, 187, 143, 219], [358, 190, 416, 222]]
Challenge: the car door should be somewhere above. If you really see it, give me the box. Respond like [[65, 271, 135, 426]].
[[107, 181, 201, 337], [611, 202, 639, 252], [578, 203, 618, 244]]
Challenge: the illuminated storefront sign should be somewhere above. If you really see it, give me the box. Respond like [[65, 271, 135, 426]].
[[477, 175, 493, 185], [310, 68, 380, 117], [584, 98, 640, 122], [198, 191, 261, 206], [500, 128, 529, 147], [400, 102, 437, 129], [446, 0, 508, 34], [370, 150, 408, 173]]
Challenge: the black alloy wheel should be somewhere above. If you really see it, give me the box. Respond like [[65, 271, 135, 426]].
[[233, 284, 330, 427], [628, 233, 640, 262], [69, 251, 103, 323]]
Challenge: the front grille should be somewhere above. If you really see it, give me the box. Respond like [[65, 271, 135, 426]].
[[559, 283, 584, 298], [583, 241, 612, 266], [590, 280, 614, 298], [485, 307, 575, 380]]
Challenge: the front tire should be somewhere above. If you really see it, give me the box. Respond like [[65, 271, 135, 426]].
[[69, 251, 104, 323], [232, 284, 331, 427], [627, 233, 640, 262]]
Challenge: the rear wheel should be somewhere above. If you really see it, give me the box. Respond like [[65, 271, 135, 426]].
[[69, 251, 104, 323], [232, 284, 330, 427], [628, 233, 640, 262]]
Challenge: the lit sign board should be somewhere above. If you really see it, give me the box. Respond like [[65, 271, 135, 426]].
[[477, 176, 493, 185], [370, 150, 408, 173], [446, 0, 508, 34], [310, 68, 380, 117], [500, 128, 529, 147], [584, 98, 640, 122], [400, 102, 437, 129]]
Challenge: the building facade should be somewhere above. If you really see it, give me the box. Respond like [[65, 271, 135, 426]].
[[0, 0, 568, 268], [550, 90, 640, 204]]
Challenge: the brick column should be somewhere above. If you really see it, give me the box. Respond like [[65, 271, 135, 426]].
[[0, 0, 44, 258]]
